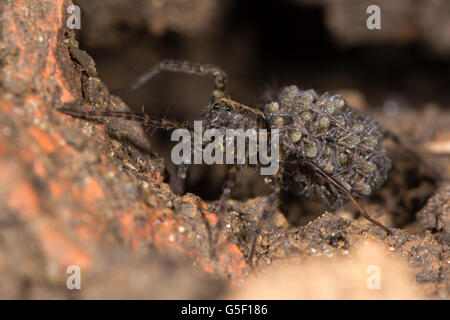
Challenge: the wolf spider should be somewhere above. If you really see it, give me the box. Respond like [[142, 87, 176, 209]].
[[59, 59, 436, 264]]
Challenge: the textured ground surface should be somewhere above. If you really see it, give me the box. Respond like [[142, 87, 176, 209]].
[[0, 0, 448, 299]]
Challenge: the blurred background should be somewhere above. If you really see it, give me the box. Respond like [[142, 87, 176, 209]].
[[77, 0, 450, 108]]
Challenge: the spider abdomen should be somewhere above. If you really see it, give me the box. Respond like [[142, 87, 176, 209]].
[[264, 85, 391, 208]]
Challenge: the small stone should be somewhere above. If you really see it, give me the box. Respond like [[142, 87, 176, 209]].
[[105, 171, 116, 179]]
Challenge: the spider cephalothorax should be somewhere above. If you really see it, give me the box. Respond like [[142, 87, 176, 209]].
[[206, 97, 266, 132]]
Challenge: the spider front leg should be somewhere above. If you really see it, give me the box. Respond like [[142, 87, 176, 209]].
[[58, 103, 194, 196], [115, 59, 228, 99], [248, 171, 283, 265], [211, 166, 239, 258], [58, 103, 192, 131]]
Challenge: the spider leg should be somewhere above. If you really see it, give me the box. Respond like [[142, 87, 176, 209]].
[[305, 158, 393, 235], [248, 172, 282, 265], [383, 129, 442, 182], [172, 163, 188, 196], [114, 59, 228, 99], [211, 166, 239, 258], [58, 104, 192, 131], [59, 104, 195, 196]]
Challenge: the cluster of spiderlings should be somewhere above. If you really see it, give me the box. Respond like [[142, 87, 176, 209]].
[[263, 85, 391, 208]]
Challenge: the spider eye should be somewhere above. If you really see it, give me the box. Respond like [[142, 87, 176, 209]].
[[225, 105, 231, 111], [213, 103, 220, 110]]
